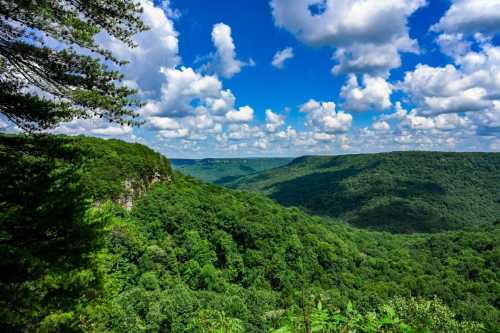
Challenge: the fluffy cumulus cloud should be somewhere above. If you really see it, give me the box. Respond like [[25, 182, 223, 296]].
[[352, 100, 490, 153], [300, 99, 352, 133], [225, 106, 254, 123], [401, 42, 500, 116], [372, 120, 390, 131], [96, 0, 180, 96], [331, 43, 408, 76], [431, 0, 500, 36], [272, 47, 294, 69], [50, 0, 181, 141], [141, 66, 225, 118], [138, 65, 257, 144], [341, 74, 393, 112], [146, 116, 180, 131], [265, 109, 285, 132], [53, 119, 134, 138], [21, 0, 498, 157], [208, 23, 253, 78], [390, 1, 500, 146], [271, 0, 425, 75], [470, 101, 500, 136], [401, 112, 471, 131]]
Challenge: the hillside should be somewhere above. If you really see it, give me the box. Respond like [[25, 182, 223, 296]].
[[171, 158, 293, 184], [1, 136, 498, 332], [225, 152, 500, 233]]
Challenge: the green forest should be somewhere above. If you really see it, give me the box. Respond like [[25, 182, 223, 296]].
[[224, 153, 500, 233], [1, 135, 498, 332], [1, 1, 499, 332], [171, 158, 293, 184]]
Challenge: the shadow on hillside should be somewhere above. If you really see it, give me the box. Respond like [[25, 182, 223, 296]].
[[263, 164, 448, 233], [349, 199, 453, 234], [265, 166, 367, 215], [216, 175, 241, 184]]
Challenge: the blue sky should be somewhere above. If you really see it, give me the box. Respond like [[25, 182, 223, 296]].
[[171, 0, 453, 129], [6, 0, 499, 158]]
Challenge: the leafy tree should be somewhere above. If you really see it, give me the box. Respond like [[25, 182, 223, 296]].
[[0, 0, 147, 131]]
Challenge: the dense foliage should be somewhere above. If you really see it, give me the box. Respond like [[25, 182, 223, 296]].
[[273, 297, 484, 333], [0, 134, 173, 332], [171, 158, 293, 184], [1, 136, 498, 332], [225, 152, 500, 233], [0, 0, 146, 131]]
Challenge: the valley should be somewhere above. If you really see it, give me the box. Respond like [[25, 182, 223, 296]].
[[1, 135, 498, 332]]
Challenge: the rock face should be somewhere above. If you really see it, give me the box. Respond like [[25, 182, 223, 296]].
[[116, 172, 172, 210]]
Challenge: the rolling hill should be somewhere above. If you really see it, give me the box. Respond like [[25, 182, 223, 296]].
[[224, 152, 500, 233], [171, 157, 293, 184], [1, 135, 498, 332]]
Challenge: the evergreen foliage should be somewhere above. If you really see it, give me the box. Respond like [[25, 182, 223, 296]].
[[0, 0, 147, 131]]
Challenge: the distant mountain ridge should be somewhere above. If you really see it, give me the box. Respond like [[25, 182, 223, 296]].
[[171, 157, 294, 184], [224, 151, 500, 233]]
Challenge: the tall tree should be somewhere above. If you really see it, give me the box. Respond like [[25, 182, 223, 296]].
[[0, 0, 147, 131]]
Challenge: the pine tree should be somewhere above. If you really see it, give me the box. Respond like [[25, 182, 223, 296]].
[[0, 0, 147, 131]]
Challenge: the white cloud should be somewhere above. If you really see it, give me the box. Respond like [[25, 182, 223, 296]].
[[402, 112, 438, 130], [332, 40, 411, 75], [96, 0, 180, 96], [158, 128, 190, 139], [53, 119, 133, 138], [271, 0, 425, 75], [210, 23, 252, 78], [470, 101, 500, 136], [45, 0, 499, 156], [147, 116, 180, 130], [433, 113, 471, 130], [435, 33, 471, 59], [372, 120, 391, 131], [431, 0, 500, 36], [300, 99, 352, 133], [141, 66, 225, 117], [401, 42, 500, 116], [299, 99, 321, 113], [206, 90, 236, 115], [274, 126, 297, 141], [254, 138, 270, 150], [381, 102, 408, 121], [225, 106, 254, 123], [313, 132, 336, 142], [91, 126, 133, 136], [341, 74, 392, 112], [265, 109, 285, 132], [186, 114, 217, 130], [225, 123, 262, 140], [272, 47, 294, 69]]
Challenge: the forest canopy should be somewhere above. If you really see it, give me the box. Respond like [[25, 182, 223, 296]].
[[224, 153, 500, 233], [1, 135, 498, 332]]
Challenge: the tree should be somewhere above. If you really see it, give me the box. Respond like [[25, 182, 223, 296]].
[[0, 0, 147, 131], [0, 135, 102, 331]]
